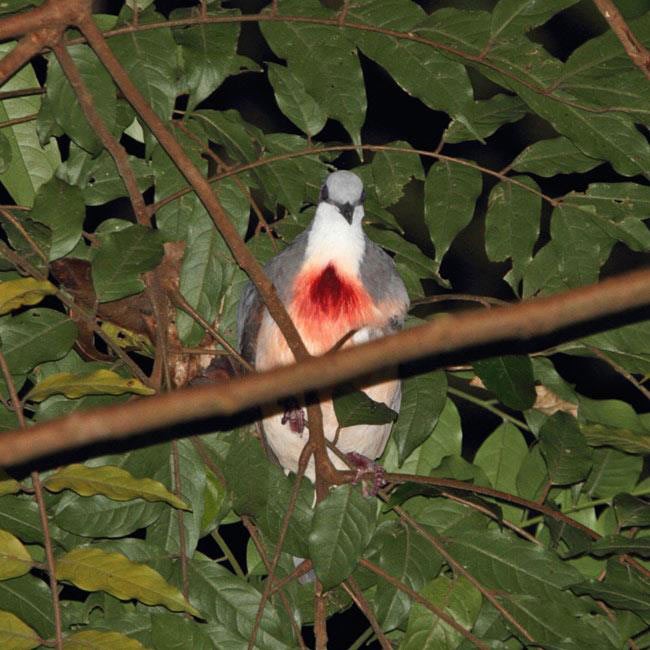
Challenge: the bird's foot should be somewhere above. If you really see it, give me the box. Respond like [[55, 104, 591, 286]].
[[281, 403, 306, 434], [345, 452, 386, 497]]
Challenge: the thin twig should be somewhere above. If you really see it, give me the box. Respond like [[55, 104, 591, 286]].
[[0, 112, 36, 129], [0, 87, 43, 101], [0, 351, 63, 650], [592, 0, 650, 81], [241, 516, 307, 650], [411, 293, 510, 308], [588, 346, 650, 400], [248, 443, 312, 650], [171, 440, 190, 603], [210, 528, 245, 579], [314, 579, 328, 650], [0, 208, 48, 262], [389, 502, 535, 644], [360, 558, 488, 649], [170, 288, 253, 372], [152, 141, 559, 217], [447, 386, 532, 432], [342, 577, 392, 649]]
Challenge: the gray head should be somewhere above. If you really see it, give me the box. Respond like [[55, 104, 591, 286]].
[[319, 171, 365, 223]]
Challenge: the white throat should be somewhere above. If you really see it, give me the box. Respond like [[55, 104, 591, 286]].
[[304, 202, 366, 276]]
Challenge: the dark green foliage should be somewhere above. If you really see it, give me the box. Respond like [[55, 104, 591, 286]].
[[0, 1, 647, 648]]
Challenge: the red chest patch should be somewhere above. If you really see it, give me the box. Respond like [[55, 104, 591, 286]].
[[291, 264, 374, 349]]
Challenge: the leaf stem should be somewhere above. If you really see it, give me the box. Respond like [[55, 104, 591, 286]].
[[210, 527, 245, 579], [447, 386, 532, 432]]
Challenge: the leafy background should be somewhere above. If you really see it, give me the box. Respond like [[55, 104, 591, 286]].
[[0, 0, 647, 648]]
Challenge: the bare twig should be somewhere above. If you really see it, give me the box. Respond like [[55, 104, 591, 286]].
[[411, 293, 510, 308], [342, 577, 392, 650], [389, 502, 535, 644], [592, 0, 650, 81], [0, 112, 36, 129], [248, 443, 312, 650], [588, 345, 650, 400], [171, 440, 190, 603], [360, 558, 488, 649], [0, 351, 63, 650]]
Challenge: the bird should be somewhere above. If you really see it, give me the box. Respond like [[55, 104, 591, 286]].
[[237, 170, 409, 483]]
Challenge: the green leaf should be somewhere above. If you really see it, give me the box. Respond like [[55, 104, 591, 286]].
[[589, 535, 650, 558], [0, 610, 39, 649], [0, 42, 60, 206], [374, 524, 443, 631], [474, 422, 528, 508], [424, 160, 482, 278], [0, 473, 19, 497], [571, 560, 650, 614], [491, 0, 581, 38], [58, 145, 153, 207], [614, 493, 650, 528], [308, 484, 377, 590], [261, 0, 365, 145], [474, 355, 536, 410], [366, 142, 424, 208], [64, 630, 146, 650], [147, 439, 206, 558], [56, 547, 200, 616], [512, 136, 602, 176], [484, 177, 541, 291], [267, 63, 326, 137], [581, 423, 650, 456], [110, 15, 176, 150], [0, 213, 51, 272], [539, 412, 592, 485], [223, 435, 313, 557], [54, 493, 164, 539], [391, 370, 447, 465], [0, 308, 77, 375], [442, 527, 583, 596], [444, 94, 527, 144], [333, 390, 397, 428], [151, 612, 213, 650], [0, 278, 56, 315], [91, 224, 164, 302], [583, 448, 642, 499], [46, 44, 116, 154], [516, 445, 549, 501], [27, 370, 154, 402], [0, 531, 32, 580], [402, 575, 482, 650], [0, 574, 54, 638], [44, 464, 189, 510], [183, 555, 295, 648], [174, 9, 254, 111], [0, 496, 47, 545]]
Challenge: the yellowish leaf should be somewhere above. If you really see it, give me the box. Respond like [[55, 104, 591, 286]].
[[64, 630, 147, 649], [56, 548, 200, 617], [0, 471, 19, 497], [44, 464, 189, 510], [0, 530, 32, 580], [26, 369, 155, 402], [101, 322, 154, 356], [0, 610, 40, 649], [0, 278, 56, 315]]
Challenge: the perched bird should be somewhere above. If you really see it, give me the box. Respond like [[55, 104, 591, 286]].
[[237, 170, 409, 482]]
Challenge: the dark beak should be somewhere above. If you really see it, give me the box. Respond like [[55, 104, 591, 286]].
[[340, 203, 354, 223]]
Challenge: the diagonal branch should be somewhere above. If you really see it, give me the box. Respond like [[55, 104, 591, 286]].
[[592, 0, 650, 81], [1, 265, 648, 467]]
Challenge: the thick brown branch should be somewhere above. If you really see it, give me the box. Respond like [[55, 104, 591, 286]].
[[592, 0, 650, 81], [1, 266, 648, 467]]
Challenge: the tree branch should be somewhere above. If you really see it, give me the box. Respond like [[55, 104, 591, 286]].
[[1, 266, 649, 467], [592, 0, 650, 81]]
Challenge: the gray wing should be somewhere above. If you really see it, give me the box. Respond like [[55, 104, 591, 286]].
[[237, 231, 309, 365], [360, 236, 409, 332]]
